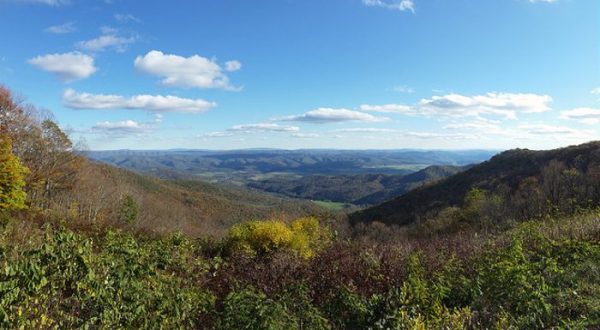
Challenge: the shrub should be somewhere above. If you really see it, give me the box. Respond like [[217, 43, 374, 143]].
[[118, 194, 138, 224], [225, 217, 329, 258], [217, 287, 297, 329], [322, 285, 369, 330]]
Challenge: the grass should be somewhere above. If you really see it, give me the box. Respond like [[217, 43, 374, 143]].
[[313, 200, 351, 211]]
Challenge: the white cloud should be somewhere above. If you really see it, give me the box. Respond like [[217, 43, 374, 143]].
[[391, 85, 414, 93], [590, 88, 600, 95], [77, 33, 136, 52], [516, 124, 595, 141], [418, 92, 552, 119], [45, 21, 76, 34], [361, 93, 551, 119], [204, 123, 300, 138], [224, 60, 242, 72], [100, 26, 118, 34], [114, 13, 141, 23], [560, 108, 600, 125], [404, 131, 478, 140], [282, 108, 387, 123], [134, 50, 241, 90], [28, 52, 96, 82], [229, 123, 300, 133], [63, 89, 216, 114], [203, 131, 233, 138], [362, 0, 415, 12], [359, 103, 415, 114], [335, 127, 396, 133], [529, 0, 558, 3], [443, 119, 502, 132], [12, 0, 69, 5], [92, 120, 150, 135], [292, 133, 320, 138]]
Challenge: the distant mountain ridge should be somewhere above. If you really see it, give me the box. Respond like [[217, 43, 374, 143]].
[[350, 141, 600, 226], [248, 165, 464, 206], [87, 149, 496, 185]]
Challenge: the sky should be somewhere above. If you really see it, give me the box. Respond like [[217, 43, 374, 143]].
[[0, 0, 598, 150]]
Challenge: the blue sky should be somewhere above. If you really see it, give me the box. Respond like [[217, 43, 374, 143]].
[[0, 0, 598, 150]]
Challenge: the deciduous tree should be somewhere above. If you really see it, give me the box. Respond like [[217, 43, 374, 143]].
[[0, 135, 29, 211]]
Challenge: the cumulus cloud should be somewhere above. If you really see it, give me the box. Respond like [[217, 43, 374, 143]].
[[224, 60, 242, 72], [77, 32, 136, 52], [590, 88, 600, 95], [359, 103, 415, 114], [418, 92, 552, 119], [443, 119, 502, 132], [517, 124, 590, 138], [360, 93, 551, 119], [134, 50, 241, 90], [404, 131, 478, 140], [518, 124, 571, 135], [28, 52, 96, 82], [92, 120, 150, 135], [282, 108, 387, 123], [45, 21, 76, 34], [229, 123, 299, 133], [335, 127, 396, 133], [362, 0, 415, 12], [63, 89, 216, 114], [292, 133, 320, 138], [560, 108, 600, 125]]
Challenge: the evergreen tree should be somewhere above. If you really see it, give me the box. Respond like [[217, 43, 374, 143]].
[[119, 194, 139, 224]]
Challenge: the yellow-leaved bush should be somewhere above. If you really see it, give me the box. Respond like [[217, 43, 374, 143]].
[[226, 217, 330, 258]]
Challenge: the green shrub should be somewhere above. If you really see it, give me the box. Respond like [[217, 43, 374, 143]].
[[323, 286, 369, 330], [118, 194, 138, 224], [0, 226, 214, 329], [217, 287, 297, 330]]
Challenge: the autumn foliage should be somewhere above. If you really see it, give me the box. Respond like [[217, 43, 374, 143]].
[[226, 217, 330, 258], [0, 135, 28, 211]]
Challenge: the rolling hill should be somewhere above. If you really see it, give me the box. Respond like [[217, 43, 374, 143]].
[[247, 165, 464, 206], [64, 160, 329, 237], [87, 149, 496, 185], [350, 141, 600, 226]]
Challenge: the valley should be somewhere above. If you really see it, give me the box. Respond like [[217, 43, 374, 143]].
[[1, 0, 598, 327], [88, 149, 493, 208]]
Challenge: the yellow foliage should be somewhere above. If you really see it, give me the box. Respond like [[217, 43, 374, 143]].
[[226, 217, 329, 258]]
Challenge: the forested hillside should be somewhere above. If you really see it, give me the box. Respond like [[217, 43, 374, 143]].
[[351, 142, 600, 227], [87, 149, 494, 185], [247, 165, 463, 206]]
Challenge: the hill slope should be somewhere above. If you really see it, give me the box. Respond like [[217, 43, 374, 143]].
[[247, 165, 463, 205], [87, 149, 495, 184], [350, 141, 600, 226], [63, 161, 328, 237]]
